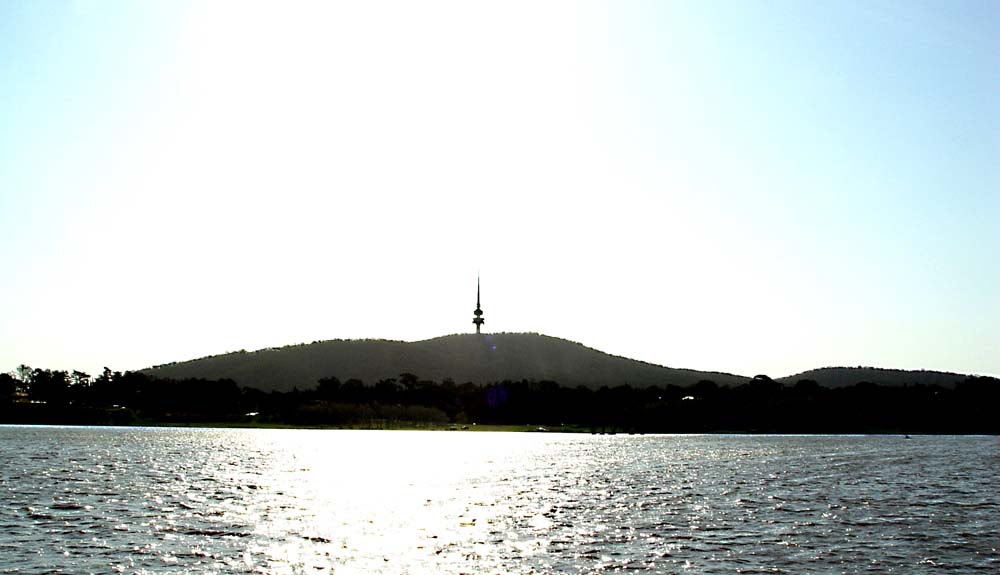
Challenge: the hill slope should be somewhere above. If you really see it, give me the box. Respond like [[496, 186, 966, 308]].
[[777, 367, 986, 389], [143, 333, 749, 392]]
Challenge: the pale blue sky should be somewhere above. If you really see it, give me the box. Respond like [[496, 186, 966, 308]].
[[2, 1, 997, 379]]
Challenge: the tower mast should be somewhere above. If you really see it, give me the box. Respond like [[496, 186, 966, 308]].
[[472, 275, 485, 334]]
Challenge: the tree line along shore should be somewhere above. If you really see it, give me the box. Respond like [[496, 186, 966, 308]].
[[2, 366, 997, 434]]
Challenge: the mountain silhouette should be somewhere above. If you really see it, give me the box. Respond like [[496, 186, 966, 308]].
[[142, 333, 993, 393], [142, 333, 749, 392], [778, 366, 984, 389]]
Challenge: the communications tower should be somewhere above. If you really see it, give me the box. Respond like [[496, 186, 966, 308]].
[[472, 276, 485, 334]]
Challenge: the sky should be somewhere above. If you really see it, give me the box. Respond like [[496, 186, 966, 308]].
[[1, 0, 997, 380]]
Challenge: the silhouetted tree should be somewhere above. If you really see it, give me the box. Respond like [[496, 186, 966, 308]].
[[316, 376, 342, 399], [0, 373, 17, 402], [374, 378, 400, 403], [29, 368, 69, 405], [399, 372, 419, 393], [691, 379, 720, 400], [15, 365, 32, 390], [793, 379, 820, 394], [340, 378, 366, 403], [747, 374, 783, 394], [70, 370, 91, 389]]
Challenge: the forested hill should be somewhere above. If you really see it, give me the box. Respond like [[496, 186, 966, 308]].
[[778, 367, 992, 389], [142, 333, 748, 392]]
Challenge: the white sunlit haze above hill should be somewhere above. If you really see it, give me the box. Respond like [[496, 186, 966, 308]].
[[1, 1, 997, 380]]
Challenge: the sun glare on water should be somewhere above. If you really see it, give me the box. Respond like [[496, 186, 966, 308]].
[[235, 430, 570, 574]]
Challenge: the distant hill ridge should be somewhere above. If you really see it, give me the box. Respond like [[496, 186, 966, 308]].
[[778, 366, 989, 389], [143, 332, 748, 392], [142, 333, 994, 393]]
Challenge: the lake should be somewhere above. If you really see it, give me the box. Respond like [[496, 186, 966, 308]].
[[1, 427, 997, 574]]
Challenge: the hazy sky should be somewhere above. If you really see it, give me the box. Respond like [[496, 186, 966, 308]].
[[2, 1, 997, 380]]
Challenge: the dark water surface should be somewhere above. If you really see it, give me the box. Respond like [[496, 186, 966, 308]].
[[1, 427, 997, 574]]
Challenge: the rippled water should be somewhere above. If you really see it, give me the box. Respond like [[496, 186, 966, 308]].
[[1, 427, 997, 574]]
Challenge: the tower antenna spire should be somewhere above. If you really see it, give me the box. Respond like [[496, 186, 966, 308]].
[[472, 274, 485, 334]]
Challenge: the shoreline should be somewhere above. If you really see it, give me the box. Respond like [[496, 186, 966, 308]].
[[2, 420, 995, 436]]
